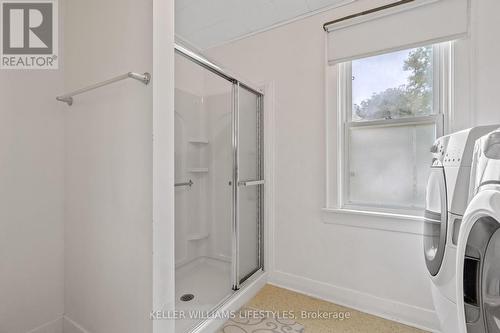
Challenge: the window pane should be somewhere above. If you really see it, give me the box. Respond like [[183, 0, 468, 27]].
[[352, 46, 434, 122], [347, 123, 435, 210]]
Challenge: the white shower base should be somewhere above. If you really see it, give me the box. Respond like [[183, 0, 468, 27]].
[[175, 257, 232, 333]]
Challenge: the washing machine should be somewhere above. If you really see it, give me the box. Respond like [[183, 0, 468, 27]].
[[456, 128, 500, 333], [424, 126, 499, 333]]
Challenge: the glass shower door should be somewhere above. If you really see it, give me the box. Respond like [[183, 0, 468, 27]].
[[234, 84, 264, 288], [174, 50, 235, 333], [175, 44, 265, 332]]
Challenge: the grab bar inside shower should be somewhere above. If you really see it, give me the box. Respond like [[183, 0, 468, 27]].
[[175, 180, 194, 188]]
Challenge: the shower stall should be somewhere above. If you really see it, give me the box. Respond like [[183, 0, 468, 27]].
[[174, 44, 264, 333]]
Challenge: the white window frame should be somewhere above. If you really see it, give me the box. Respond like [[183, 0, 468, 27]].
[[332, 42, 453, 218]]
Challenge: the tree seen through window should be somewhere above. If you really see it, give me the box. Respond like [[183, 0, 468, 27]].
[[352, 46, 433, 121]]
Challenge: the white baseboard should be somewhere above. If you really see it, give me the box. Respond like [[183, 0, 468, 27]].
[[26, 317, 63, 333], [26, 271, 436, 333], [62, 316, 92, 333], [269, 270, 441, 333]]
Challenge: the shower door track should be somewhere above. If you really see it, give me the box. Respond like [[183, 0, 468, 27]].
[[174, 43, 263, 96]]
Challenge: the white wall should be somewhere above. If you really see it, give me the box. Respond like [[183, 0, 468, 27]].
[[63, 0, 153, 332], [0, 68, 65, 333], [470, 0, 500, 126], [152, 0, 176, 331], [205, 0, 500, 330], [0, 9, 65, 333], [0, 1, 175, 333]]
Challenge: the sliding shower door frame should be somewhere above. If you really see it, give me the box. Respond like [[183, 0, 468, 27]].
[[231, 84, 265, 290], [174, 43, 262, 95], [174, 43, 265, 293], [231, 82, 240, 291]]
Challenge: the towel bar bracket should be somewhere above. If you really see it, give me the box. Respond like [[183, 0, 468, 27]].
[[130, 72, 151, 85], [56, 96, 74, 106]]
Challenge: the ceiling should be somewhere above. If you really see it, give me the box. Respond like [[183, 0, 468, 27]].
[[175, 0, 354, 50]]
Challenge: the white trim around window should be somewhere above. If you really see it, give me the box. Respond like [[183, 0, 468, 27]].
[[324, 42, 453, 232]]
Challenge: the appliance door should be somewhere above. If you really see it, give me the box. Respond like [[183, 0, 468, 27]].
[[482, 223, 500, 333], [423, 165, 448, 276]]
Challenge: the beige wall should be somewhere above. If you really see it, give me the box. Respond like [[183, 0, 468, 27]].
[[63, 0, 153, 332], [206, 0, 500, 330]]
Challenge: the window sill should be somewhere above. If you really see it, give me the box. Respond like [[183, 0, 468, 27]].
[[322, 208, 424, 235]]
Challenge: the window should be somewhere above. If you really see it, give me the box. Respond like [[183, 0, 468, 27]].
[[336, 43, 450, 216]]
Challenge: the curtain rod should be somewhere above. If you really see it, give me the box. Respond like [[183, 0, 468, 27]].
[[323, 0, 415, 31]]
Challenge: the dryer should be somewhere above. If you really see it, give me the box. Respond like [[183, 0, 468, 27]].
[[456, 128, 500, 333], [424, 126, 499, 333]]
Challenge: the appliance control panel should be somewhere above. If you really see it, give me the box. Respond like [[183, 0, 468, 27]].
[[443, 136, 466, 167], [442, 126, 499, 168]]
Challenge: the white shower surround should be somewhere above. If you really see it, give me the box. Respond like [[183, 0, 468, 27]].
[[174, 54, 234, 269]]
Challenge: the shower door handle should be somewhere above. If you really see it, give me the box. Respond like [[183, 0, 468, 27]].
[[237, 180, 265, 187]]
